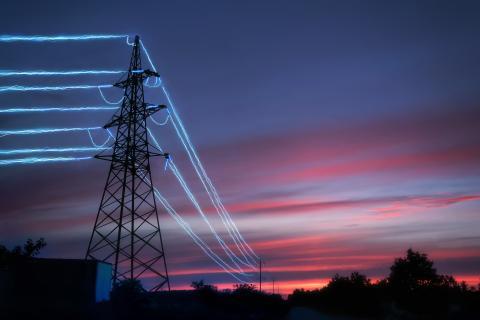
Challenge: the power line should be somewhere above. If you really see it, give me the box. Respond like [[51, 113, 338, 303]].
[[0, 127, 102, 137], [148, 128, 255, 269], [139, 39, 258, 263], [0, 84, 112, 93], [0, 106, 118, 113], [0, 34, 129, 42], [0, 147, 108, 155], [0, 156, 91, 166], [0, 34, 258, 284], [0, 70, 125, 77]]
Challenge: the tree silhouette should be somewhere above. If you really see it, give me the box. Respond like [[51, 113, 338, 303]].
[[0, 238, 46, 268], [22, 238, 47, 257], [326, 272, 371, 291], [388, 248, 438, 291]]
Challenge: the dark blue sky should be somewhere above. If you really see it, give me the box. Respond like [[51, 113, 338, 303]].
[[0, 1, 479, 292], [2, 0, 480, 144]]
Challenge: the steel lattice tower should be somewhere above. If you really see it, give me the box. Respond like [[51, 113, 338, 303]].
[[86, 35, 170, 291]]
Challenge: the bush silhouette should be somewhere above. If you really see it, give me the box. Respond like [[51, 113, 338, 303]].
[[0, 238, 46, 268], [110, 278, 145, 303], [191, 279, 218, 292]]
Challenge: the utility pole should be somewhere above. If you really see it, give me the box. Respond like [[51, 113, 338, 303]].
[[272, 278, 275, 294], [85, 35, 170, 291], [259, 258, 262, 292]]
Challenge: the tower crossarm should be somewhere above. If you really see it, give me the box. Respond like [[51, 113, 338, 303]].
[[113, 69, 160, 88], [103, 104, 166, 129]]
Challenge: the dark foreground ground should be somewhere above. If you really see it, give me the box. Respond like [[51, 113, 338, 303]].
[[2, 288, 480, 320], [2, 245, 479, 319]]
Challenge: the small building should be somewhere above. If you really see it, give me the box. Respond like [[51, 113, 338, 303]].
[[0, 258, 111, 311]]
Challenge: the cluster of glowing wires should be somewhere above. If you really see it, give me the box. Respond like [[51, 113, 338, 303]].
[[0, 34, 258, 282]]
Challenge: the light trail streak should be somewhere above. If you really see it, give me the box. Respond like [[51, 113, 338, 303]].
[[152, 185, 250, 282], [0, 70, 125, 77], [139, 39, 258, 262], [137, 166, 250, 278], [0, 106, 118, 113], [139, 41, 162, 87], [169, 161, 255, 269], [98, 86, 124, 104], [0, 156, 91, 166], [0, 34, 129, 42], [0, 147, 108, 155], [166, 106, 258, 265], [166, 97, 259, 261], [0, 127, 102, 137], [144, 77, 161, 88], [139, 40, 157, 72], [87, 129, 114, 147], [147, 129, 255, 269], [0, 84, 112, 93], [126, 36, 134, 46], [150, 114, 170, 126]]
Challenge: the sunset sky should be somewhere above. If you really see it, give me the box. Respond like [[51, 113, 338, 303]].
[[0, 0, 479, 294]]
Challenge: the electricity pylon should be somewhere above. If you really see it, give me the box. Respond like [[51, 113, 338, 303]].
[[86, 35, 170, 291]]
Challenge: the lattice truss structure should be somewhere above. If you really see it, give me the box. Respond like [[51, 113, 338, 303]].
[[0, 34, 259, 291], [86, 36, 169, 290]]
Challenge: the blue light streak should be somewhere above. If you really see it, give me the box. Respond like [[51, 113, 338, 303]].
[[147, 129, 255, 269], [169, 160, 255, 269], [0, 106, 118, 113], [149, 178, 250, 282], [144, 77, 162, 88], [0, 147, 108, 155], [138, 166, 242, 274], [155, 190, 250, 282], [87, 129, 113, 147], [166, 102, 259, 262], [0, 127, 102, 137], [126, 36, 134, 46], [150, 114, 170, 126], [166, 104, 258, 265], [139, 41, 162, 87], [0, 156, 91, 166], [0, 84, 112, 93], [164, 156, 170, 172], [0, 34, 129, 42], [98, 86, 124, 104], [140, 39, 258, 262], [139, 40, 157, 72], [0, 70, 125, 77]]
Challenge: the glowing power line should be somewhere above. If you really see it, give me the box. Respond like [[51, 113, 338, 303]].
[[0, 147, 108, 155], [0, 34, 129, 42], [0, 127, 102, 137], [87, 129, 114, 147], [0, 84, 112, 93], [147, 129, 255, 269], [166, 106, 258, 265], [139, 40, 157, 72], [0, 106, 118, 113], [98, 86, 124, 104], [140, 39, 258, 262], [0, 70, 126, 77], [150, 114, 170, 126], [0, 156, 91, 166]]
